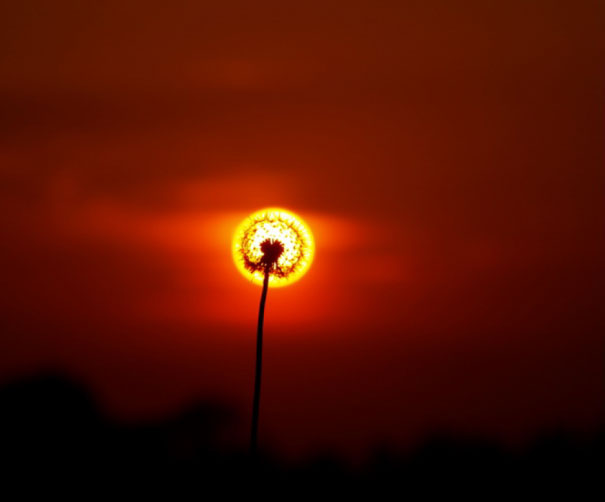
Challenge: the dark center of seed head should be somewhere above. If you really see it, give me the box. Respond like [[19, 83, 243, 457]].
[[260, 239, 284, 266]]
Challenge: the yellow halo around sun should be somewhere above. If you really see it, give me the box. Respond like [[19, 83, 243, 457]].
[[232, 208, 314, 287]]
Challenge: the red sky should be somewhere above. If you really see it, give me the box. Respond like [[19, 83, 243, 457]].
[[1, 1, 604, 459]]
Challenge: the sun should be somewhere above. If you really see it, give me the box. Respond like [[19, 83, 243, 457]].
[[232, 208, 314, 287]]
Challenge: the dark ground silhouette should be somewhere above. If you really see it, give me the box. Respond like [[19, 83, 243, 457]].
[[0, 373, 602, 495]]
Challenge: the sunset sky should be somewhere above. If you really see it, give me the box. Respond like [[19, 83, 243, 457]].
[[1, 1, 604, 459]]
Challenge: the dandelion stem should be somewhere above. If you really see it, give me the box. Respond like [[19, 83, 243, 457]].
[[251, 265, 269, 456]]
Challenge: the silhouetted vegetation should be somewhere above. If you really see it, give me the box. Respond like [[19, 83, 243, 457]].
[[0, 374, 602, 495]]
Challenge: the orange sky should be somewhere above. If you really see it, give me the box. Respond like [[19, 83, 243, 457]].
[[1, 1, 604, 459]]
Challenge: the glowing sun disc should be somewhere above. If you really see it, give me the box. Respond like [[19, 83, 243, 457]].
[[232, 208, 314, 287]]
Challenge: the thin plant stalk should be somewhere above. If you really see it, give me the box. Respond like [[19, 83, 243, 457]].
[[250, 265, 270, 456]]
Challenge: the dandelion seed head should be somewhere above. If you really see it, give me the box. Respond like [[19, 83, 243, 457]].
[[232, 208, 314, 287]]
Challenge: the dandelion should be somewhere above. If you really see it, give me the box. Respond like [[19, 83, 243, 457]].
[[232, 208, 314, 455]]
